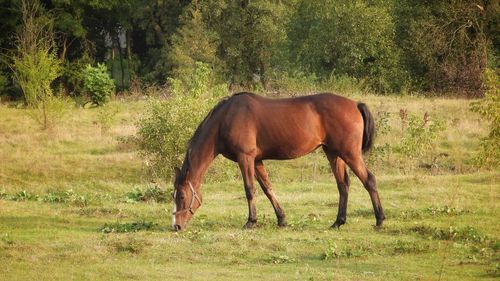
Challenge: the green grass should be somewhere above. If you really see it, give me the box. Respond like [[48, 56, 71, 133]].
[[0, 94, 498, 280]]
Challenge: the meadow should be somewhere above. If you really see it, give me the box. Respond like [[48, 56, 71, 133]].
[[0, 93, 498, 280]]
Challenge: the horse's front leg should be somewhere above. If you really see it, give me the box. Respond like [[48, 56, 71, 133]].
[[237, 154, 257, 229], [255, 160, 287, 227]]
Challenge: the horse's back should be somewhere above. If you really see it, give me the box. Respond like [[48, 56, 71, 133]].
[[217, 93, 363, 160]]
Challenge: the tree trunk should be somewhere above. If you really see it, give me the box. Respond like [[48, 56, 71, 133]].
[[115, 35, 125, 91], [126, 29, 133, 81], [111, 47, 115, 82]]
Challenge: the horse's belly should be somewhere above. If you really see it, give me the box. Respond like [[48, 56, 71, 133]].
[[259, 135, 321, 160]]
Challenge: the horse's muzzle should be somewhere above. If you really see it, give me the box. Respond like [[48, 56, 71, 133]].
[[173, 224, 182, 231]]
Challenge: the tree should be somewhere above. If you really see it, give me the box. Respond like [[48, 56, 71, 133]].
[[288, 0, 404, 93], [169, 4, 222, 88], [395, 0, 497, 96], [11, 0, 66, 129]]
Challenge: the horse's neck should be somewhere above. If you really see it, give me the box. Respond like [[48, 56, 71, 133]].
[[185, 135, 217, 185]]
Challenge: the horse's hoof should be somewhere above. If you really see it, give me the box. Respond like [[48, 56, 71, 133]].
[[278, 221, 287, 228], [374, 221, 384, 230], [243, 221, 256, 229], [331, 220, 345, 229]]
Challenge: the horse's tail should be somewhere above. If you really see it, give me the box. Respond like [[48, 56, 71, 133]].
[[357, 103, 375, 153]]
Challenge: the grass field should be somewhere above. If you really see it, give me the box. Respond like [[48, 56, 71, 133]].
[[0, 93, 498, 280]]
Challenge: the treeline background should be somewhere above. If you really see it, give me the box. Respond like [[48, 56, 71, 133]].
[[0, 0, 498, 99]]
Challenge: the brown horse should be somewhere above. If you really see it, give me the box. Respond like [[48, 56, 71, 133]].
[[172, 92, 384, 231]]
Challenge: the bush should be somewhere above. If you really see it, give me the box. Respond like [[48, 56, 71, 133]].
[[470, 69, 500, 168], [398, 112, 446, 160], [83, 63, 115, 106], [27, 94, 73, 130], [125, 185, 169, 203], [288, 0, 405, 93], [95, 103, 120, 134], [135, 62, 228, 180]]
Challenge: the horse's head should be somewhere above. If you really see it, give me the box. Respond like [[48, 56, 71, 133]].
[[172, 167, 202, 231]]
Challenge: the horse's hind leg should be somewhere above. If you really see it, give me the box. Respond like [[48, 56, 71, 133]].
[[255, 160, 287, 227], [324, 151, 350, 228], [343, 153, 385, 227], [237, 154, 258, 229]]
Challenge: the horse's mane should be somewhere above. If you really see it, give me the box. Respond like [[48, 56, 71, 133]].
[[179, 95, 233, 179]]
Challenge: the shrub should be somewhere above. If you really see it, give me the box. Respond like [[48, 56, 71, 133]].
[[100, 221, 156, 233], [398, 112, 446, 161], [11, 0, 67, 129], [95, 103, 120, 134], [27, 94, 73, 130], [135, 62, 228, 180], [125, 185, 169, 203], [470, 69, 500, 168], [83, 63, 115, 106]]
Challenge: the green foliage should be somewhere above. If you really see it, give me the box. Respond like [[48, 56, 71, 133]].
[[1, 233, 14, 246], [125, 185, 169, 203], [398, 112, 446, 160], [395, 0, 494, 96], [27, 95, 73, 129], [83, 63, 115, 106], [11, 0, 61, 107], [0, 189, 89, 207], [410, 225, 495, 245], [95, 103, 120, 134], [100, 221, 156, 233], [470, 69, 500, 168], [288, 0, 405, 93], [169, 6, 222, 87], [136, 62, 228, 180], [61, 54, 93, 96]]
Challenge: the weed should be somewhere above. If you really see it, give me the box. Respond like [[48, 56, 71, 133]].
[[269, 254, 296, 264], [95, 103, 120, 134], [391, 239, 429, 255], [100, 221, 156, 233], [410, 225, 495, 245], [398, 112, 446, 160], [1, 233, 14, 246], [425, 206, 468, 216], [9, 190, 38, 201], [111, 237, 144, 254], [125, 185, 169, 203], [323, 241, 370, 260], [42, 190, 88, 206]]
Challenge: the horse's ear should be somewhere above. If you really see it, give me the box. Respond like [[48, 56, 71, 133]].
[[174, 167, 181, 179]]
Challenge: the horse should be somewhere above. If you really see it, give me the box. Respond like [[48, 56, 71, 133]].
[[172, 92, 385, 231]]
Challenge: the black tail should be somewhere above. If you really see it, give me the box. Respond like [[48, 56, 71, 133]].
[[357, 103, 375, 153]]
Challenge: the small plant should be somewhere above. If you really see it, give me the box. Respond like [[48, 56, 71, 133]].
[[100, 221, 156, 233], [27, 95, 73, 130], [112, 237, 144, 254], [398, 112, 446, 163], [96, 103, 120, 134], [1, 233, 14, 246], [83, 63, 115, 106], [269, 254, 296, 264], [10, 190, 38, 201], [323, 241, 340, 260], [425, 206, 467, 216], [42, 190, 88, 207], [125, 185, 169, 203], [410, 225, 493, 245]]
